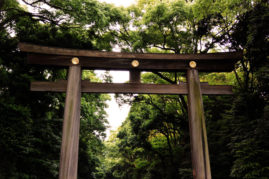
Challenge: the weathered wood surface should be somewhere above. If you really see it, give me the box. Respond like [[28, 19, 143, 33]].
[[187, 69, 211, 179], [30, 81, 233, 95], [129, 70, 141, 83], [18, 43, 242, 72], [59, 65, 81, 179]]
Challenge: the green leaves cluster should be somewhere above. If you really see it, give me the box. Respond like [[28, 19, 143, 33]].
[[0, 0, 114, 178], [99, 1, 269, 179], [111, 0, 258, 54]]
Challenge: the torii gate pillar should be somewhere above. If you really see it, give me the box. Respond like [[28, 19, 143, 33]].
[[187, 68, 211, 179], [59, 65, 81, 179]]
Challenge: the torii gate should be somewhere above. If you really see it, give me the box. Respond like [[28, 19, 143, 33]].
[[18, 43, 242, 179]]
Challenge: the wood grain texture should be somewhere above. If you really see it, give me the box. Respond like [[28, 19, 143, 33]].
[[187, 69, 211, 179], [30, 81, 233, 95], [59, 65, 81, 179], [18, 43, 242, 72], [26, 53, 238, 72], [129, 70, 141, 83], [19, 42, 242, 60]]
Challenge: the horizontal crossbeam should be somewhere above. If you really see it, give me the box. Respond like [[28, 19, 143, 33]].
[[19, 43, 242, 72], [30, 81, 233, 95]]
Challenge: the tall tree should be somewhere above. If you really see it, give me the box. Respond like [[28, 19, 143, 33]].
[[0, 0, 118, 177], [228, 1, 269, 178], [102, 0, 269, 178]]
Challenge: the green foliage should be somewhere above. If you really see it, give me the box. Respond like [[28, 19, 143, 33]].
[[0, 0, 112, 178], [101, 72, 192, 178], [0, 28, 62, 178], [101, 1, 269, 179], [227, 2, 269, 178], [112, 0, 256, 54]]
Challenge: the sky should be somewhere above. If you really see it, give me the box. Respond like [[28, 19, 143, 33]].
[[96, 0, 136, 138], [95, 70, 130, 138]]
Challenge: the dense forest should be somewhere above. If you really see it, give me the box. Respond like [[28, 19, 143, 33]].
[[0, 0, 268, 178]]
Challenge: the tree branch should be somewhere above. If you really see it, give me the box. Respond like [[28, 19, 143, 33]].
[[153, 45, 176, 52], [152, 72, 176, 84], [233, 69, 243, 89]]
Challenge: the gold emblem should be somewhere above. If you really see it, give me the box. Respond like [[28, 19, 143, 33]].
[[131, 60, 139, 67], [71, 57, 79, 65], [189, 61, 197, 68]]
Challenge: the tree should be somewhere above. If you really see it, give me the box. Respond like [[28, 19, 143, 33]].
[[102, 0, 269, 178], [228, 2, 269, 178], [0, 0, 115, 177]]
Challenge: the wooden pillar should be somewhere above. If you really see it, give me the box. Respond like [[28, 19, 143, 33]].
[[59, 65, 81, 179], [187, 69, 211, 179], [129, 70, 141, 83]]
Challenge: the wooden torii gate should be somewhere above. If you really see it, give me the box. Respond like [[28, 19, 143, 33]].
[[18, 43, 242, 179]]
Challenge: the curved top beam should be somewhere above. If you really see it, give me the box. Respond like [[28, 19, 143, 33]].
[[18, 42, 242, 72]]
